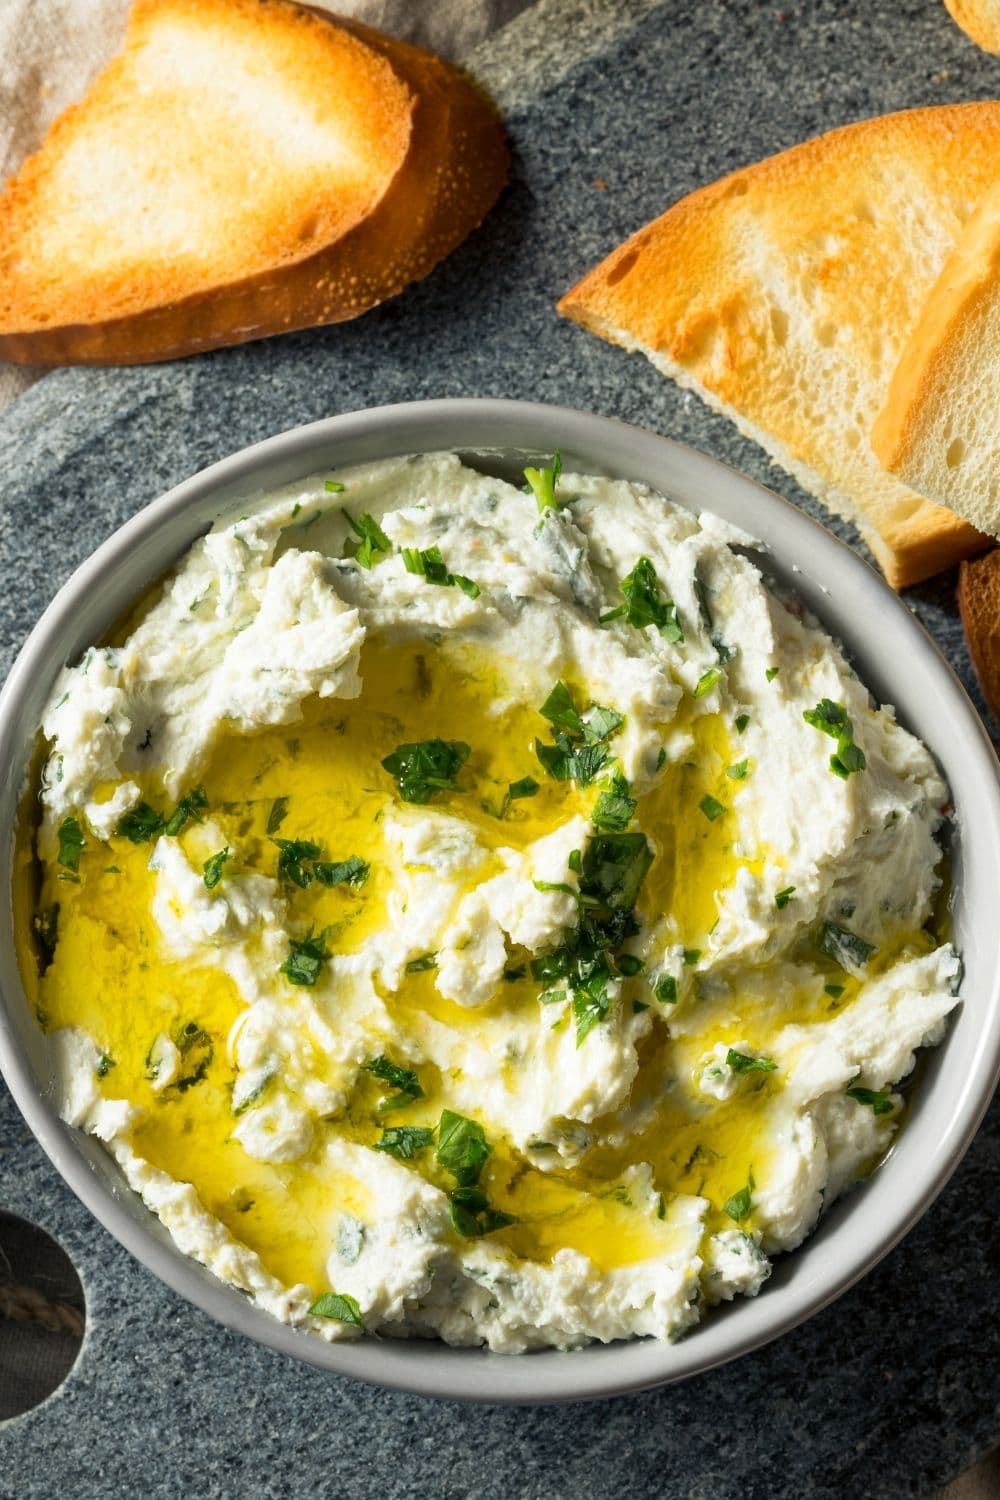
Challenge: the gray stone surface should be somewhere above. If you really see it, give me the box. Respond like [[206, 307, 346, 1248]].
[[2, 1, 999, 1494]]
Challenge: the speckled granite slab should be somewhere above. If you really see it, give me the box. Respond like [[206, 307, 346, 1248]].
[[2, 1, 1000, 1495]]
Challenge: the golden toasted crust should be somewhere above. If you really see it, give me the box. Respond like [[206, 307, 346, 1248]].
[[872, 178, 1000, 535], [558, 103, 1000, 589], [0, 0, 508, 363], [944, 0, 1000, 51], [959, 548, 1000, 719]]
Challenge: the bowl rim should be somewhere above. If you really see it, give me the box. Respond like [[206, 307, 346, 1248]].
[[2, 395, 999, 1405]]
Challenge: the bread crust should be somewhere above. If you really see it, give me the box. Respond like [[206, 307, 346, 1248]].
[[872, 178, 1000, 534], [959, 548, 1000, 720], [944, 0, 1000, 51], [558, 103, 1000, 589], [0, 0, 508, 364]]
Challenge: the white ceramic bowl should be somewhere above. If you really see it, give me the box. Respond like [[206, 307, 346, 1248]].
[[2, 398, 999, 1404]]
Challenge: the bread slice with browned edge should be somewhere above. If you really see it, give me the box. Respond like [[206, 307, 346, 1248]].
[[944, 0, 1000, 51], [557, 104, 1000, 589], [0, 0, 507, 364], [873, 177, 1000, 535], [959, 548, 1000, 721]]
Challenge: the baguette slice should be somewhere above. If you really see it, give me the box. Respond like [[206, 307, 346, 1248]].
[[872, 177, 1000, 535], [958, 548, 1000, 720], [944, 0, 1000, 51], [557, 104, 1000, 589], [0, 0, 507, 364]]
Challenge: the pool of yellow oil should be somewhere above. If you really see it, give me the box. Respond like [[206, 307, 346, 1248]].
[[19, 634, 834, 1293]]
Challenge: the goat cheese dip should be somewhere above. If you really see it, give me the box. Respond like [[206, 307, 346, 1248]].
[[20, 450, 959, 1353]]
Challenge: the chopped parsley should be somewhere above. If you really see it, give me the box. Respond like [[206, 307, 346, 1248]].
[[405, 952, 437, 973], [693, 565, 713, 631], [116, 801, 164, 843], [846, 1085, 894, 1116], [164, 787, 208, 837], [524, 449, 563, 512], [723, 1179, 754, 1222], [726, 1049, 777, 1074], [502, 775, 540, 816], [655, 975, 678, 1004], [381, 739, 470, 803], [824, 983, 845, 999], [683, 948, 702, 965], [344, 510, 390, 569], [57, 816, 85, 872], [308, 1291, 363, 1326], [534, 681, 624, 787], [735, 713, 750, 734], [529, 831, 654, 1046], [726, 760, 749, 781], [600, 556, 683, 642], [324, 479, 345, 493], [364, 1055, 423, 1113], [765, 667, 779, 682], [203, 847, 231, 889], [33, 904, 59, 964], [233, 1071, 276, 1116], [803, 698, 867, 779], [694, 667, 722, 699], [401, 544, 479, 597], [266, 797, 290, 835], [591, 770, 636, 832], [375, 1125, 434, 1159], [314, 854, 370, 889], [172, 1021, 213, 1092], [448, 1186, 516, 1239], [820, 921, 876, 972], [273, 837, 322, 888], [280, 931, 331, 987], [617, 954, 644, 976], [699, 795, 726, 822], [436, 1109, 491, 1186], [96, 1053, 115, 1079], [775, 886, 796, 909]]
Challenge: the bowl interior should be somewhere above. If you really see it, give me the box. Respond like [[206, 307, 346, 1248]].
[[1, 398, 998, 1404]]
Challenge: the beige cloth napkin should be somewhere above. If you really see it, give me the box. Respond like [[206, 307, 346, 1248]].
[[0, 0, 531, 412]]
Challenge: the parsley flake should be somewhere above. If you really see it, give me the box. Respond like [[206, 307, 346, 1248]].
[[375, 1125, 434, 1159], [820, 921, 876, 972], [382, 739, 470, 804], [309, 1291, 363, 1326], [524, 450, 563, 512], [280, 931, 331, 987], [57, 816, 85, 872], [116, 802, 165, 843], [726, 1049, 777, 1074], [655, 975, 678, 1004], [448, 1185, 516, 1238], [775, 886, 796, 909], [726, 760, 749, 781], [203, 848, 231, 889], [699, 795, 726, 822], [266, 797, 290, 835], [436, 1109, 491, 1186], [803, 699, 867, 779], [694, 667, 723, 699], [600, 556, 683, 642], [846, 1085, 894, 1116], [344, 510, 390, 569]]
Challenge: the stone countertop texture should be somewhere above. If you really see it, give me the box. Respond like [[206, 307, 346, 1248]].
[[2, 0, 1000, 1495]]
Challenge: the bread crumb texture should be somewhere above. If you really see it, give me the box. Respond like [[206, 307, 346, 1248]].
[[558, 104, 1000, 589], [873, 176, 1000, 538], [0, 0, 507, 362]]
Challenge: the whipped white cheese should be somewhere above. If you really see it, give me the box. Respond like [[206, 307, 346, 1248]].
[[26, 451, 958, 1353]]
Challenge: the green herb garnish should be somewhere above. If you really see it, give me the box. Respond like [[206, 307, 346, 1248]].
[[534, 682, 624, 788], [726, 1049, 777, 1074], [280, 931, 331, 987], [203, 848, 231, 889], [694, 667, 723, 699], [824, 983, 845, 999], [96, 1053, 115, 1079], [683, 948, 702, 965], [309, 1291, 363, 1326], [173, 1021, 213, 1092], [344, 510, 390, 569], [502, 776, 540, 816], [116, 802, 165, 843], [324, 479, 345, 493], [266, 797, 290, 835], [735, 713, 750, 734], [382, 739, 470, 803], [233, 1071, 276, 1116], [723, 1180, 754, 1222], [436, 1109, 491, 1186], [524, 450, 563, 512], [820, 921, 876, 972], [314, 854, 370, 889], [448, 1186, 516, 1239], [655, 975, 678, 1004], [846, 1085, 894, 1116], [600, 556, 683, 642], [364, 1055, 424, 1113], [699, 795, 726, 822], [775, 886, 796, 909], [57, 816, 85, 872], [401, 545, 481, 598], [726, 760, 749, 781], [765, 667, 779, 682], [273, 837, 323, 888], [375, 1125, 435, 1159], [405, 952, 437, 973], [803, 699, 867, 779], [164, 787, 208, 837], [591, 770, 636, 831]]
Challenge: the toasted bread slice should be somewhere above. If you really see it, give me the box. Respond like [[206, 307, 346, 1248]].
[[959, 547, 1000, 719], [872, 178, 1000, 535], [0, 0, 507, 364], [557, 104, 1000, 589], [944, 0, 1000, 51]]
